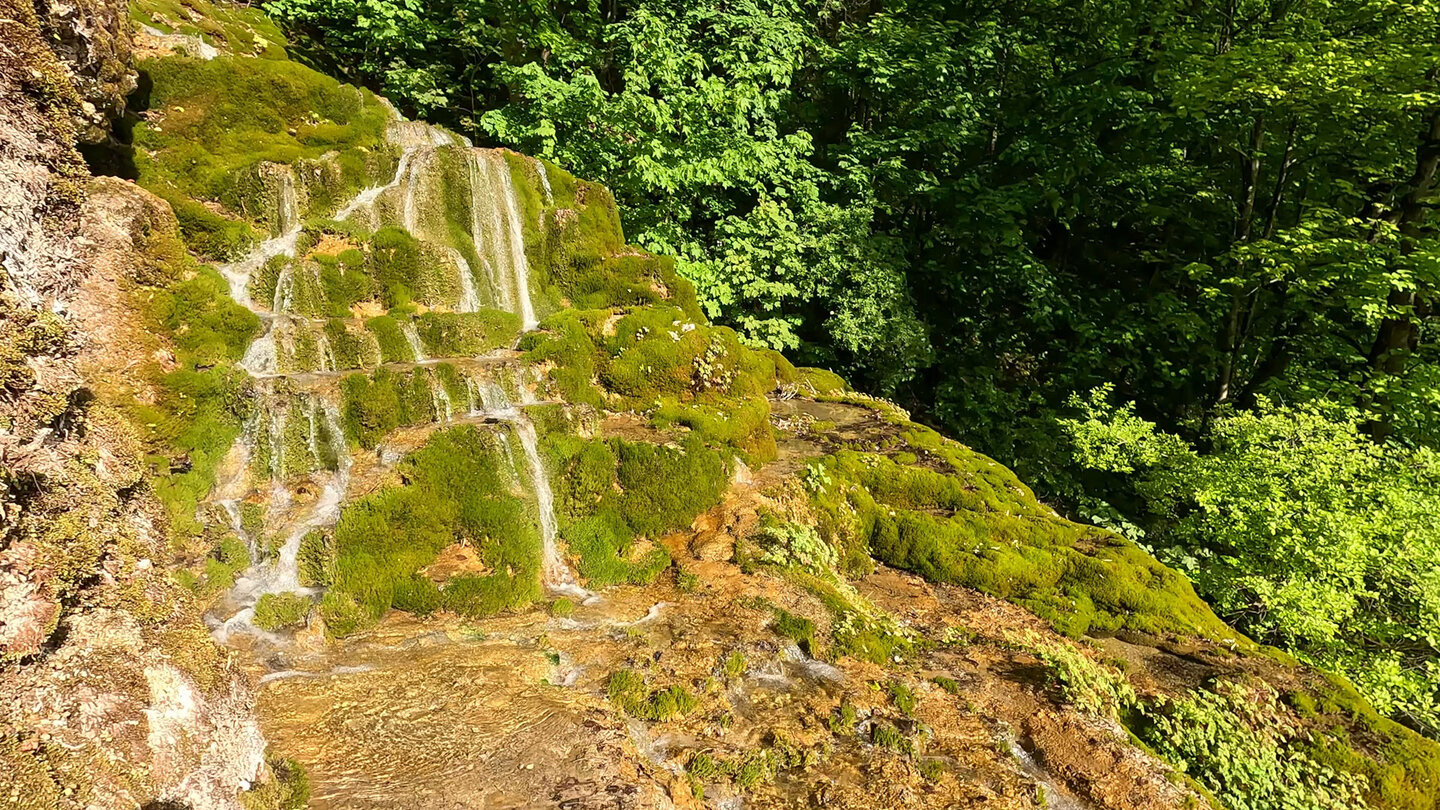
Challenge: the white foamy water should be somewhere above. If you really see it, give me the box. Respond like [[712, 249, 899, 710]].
[[400, 319, 426, 362], [445, 247, 481, 313], [468, 151, 538, 328], [473, 380, 584, 594]]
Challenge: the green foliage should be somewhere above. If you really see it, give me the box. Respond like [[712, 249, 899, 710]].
[[550, 597, 575, 618], [1015, 631, 1137, 720], [1137, 681, 1367, 810], [1065, 392, 1440, 733], [322, 426, 542, 635], [252, 593, 312, 631]]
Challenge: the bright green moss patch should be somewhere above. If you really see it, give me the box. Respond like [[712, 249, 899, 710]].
[[132, 0, 288, 58], [414, 310, 520, 357], [606, 669, 699, 721], [542, 434, 728, 587], [653, 396, 776, 463], [324, 319, 380, 369], [365, 315, 414, 363], [808, 449, 1234, 641], [133, 55, 390, 255], [252, 592, 311, 631], [340, 366, 445, 448], [322, 425, 542, 636]]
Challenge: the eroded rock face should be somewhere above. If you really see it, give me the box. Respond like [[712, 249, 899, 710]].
[[0, 6, 266, 806], [36, 0, 136, 143]]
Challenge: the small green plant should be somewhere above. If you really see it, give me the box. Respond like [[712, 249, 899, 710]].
[[723, 650, 748, 679], [887, 680, 919, 716], [606, 669, 699, 721], [551, 597, 575, 618], [917, 758, 945, 782], [830, 702, 858, 735], [871, 721, 912, 754], [676, 568, 699, 592], [771, 608, 816, 651], [1015, 631, 1136, 719], [933, 675, 962, 695]]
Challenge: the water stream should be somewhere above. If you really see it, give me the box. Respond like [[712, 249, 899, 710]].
[[208, 115, 578, 639]]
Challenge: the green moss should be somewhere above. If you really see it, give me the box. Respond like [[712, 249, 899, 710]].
[[365, 315, 415, 363], [652, 396, 776, 462], [772, 608, 816, 652], [886, 680, 919, 716], [871, 721, 913, 754], [252, 593, 311, 631], [540, 433, 726, 586], [324, 319, 380, 370], [340, 367, 446, 448], [551, 597, 576, 617], [723, 650, 748, 679], [133, 55, 390, 256], [133, 0, 288, 58], [606, 669, 699, 721], [615, 437, 727, 538], [808, 449, 1235, 641], [297, 530, 333, 588], [934, 675, 962, 695], [322, 426, 542, 635], [414, 310, 520, 357]]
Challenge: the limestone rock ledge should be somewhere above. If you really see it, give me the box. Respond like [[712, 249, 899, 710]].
[[0, 5, 270, 809]]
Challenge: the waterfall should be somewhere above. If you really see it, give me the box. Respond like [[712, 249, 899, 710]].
[[473, 380, 584, 595], [445, 247, 480, 313], [400, 319, 426, 362], [469, 152, 513, 313], [534, 158, 554, 206], [429, 375, 453, 422], [401, 149, 428, 235], [468, 150, 538, 328], [334, 145, 420, 224], [491, 154, 539, 331], [218, 169, 303, 308], [315, 330, 336, 373], [269, 402, 353, 594]]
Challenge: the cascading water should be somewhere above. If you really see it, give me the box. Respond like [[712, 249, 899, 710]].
[[445, 247, 481, 313], [400, 319, 427, 362], [468, 150, 538, 328], [208, 113, 582, 639], [473, 380, 585, 596], [534, 157, 554, 206]]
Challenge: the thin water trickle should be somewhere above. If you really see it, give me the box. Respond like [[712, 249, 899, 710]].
[[472, 380, 585, 594], [445, 246, 481, 313], [400, 319, 426, 362]]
